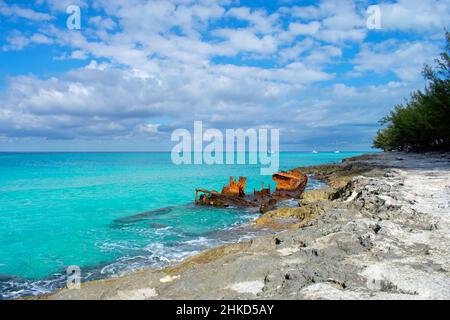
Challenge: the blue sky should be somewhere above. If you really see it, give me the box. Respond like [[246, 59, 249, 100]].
[[0, 0, 448, 151]]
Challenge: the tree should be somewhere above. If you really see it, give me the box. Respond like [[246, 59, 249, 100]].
[[373, 31, 450, 152]]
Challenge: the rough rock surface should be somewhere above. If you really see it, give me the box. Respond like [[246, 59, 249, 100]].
[[41, 152, 450, 300]]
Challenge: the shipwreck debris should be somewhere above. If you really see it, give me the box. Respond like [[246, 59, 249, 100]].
[[272, 169, 308, 199], [254, 182, 271, 197], [195, 170, 308, 213], [221, 176, 247, 197]]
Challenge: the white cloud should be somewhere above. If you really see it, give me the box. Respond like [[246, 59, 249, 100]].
[[214, 28, 278, 54], [288, 21, 321, 36], [352, 40, 440, 82], [0, 1, 53, 21], [0, 53, 334, 140], [280, 0, 367, 44], [2, 31, 30, 51], [138, 124, 160, 134], [89, 16, 117, 31], [225, 7, 278, 34], [378, 0, 450, 32], [0, 0, 448, 150], [37, 0, 87, 12]]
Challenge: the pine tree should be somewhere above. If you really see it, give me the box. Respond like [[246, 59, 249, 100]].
[[374, 32, 450, 152]]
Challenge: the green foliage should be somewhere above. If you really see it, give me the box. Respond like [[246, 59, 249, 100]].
[[373, 32, 450, 152]]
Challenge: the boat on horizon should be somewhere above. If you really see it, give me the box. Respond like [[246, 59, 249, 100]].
[[334, 142, 340, 153]]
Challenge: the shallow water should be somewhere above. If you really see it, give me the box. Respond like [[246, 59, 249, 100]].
[[0, 152, 365, 298]]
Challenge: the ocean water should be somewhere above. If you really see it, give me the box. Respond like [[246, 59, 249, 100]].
[[0, 152, 364, 298]]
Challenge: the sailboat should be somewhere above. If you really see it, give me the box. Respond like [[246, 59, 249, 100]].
[[312, 147, 319, 154], [334, 142, 340, 153]]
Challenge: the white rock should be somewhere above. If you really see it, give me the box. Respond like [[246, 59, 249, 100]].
[[277, 247, 300, 256], [160, 275, 180, 283], [116, 288, 158, 300], [226, 281, 265, 295]]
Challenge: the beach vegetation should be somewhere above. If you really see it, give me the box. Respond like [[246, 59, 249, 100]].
[[374, 31, 450, 152]]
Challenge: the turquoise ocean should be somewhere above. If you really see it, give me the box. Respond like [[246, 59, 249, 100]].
[[0, 152, 365, 298]]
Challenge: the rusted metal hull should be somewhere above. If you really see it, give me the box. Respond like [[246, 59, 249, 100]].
[[195, 170, 308, 213], [272, 169, 308, 199]]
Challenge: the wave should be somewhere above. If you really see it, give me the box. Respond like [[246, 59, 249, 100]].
[[1, 177, 325, 299], [0, 212, 257, 299]]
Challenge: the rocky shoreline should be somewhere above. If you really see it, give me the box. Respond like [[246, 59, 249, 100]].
[[39, 152, 450, 300]]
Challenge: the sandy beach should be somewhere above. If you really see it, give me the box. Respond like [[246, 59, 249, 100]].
[[39, 152, 450, 300]]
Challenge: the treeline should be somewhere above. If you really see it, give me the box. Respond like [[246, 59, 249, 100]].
[[373, 32, 450, 152]]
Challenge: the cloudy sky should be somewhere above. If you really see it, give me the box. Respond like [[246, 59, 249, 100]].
[[0, 0, 448, 151]]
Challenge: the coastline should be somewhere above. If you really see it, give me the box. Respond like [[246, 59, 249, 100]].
[[37, 152, 450, 300]]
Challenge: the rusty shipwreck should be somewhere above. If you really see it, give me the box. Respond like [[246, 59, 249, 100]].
[[195, 169, 308, 213]]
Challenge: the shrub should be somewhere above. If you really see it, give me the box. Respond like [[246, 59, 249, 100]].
[[373, 32, 450, 152]]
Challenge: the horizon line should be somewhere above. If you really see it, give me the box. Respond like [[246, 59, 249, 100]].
[[0, 150, 377, 154]]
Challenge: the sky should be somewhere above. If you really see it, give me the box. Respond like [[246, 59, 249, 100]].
[[0, 0, 448, 152]]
